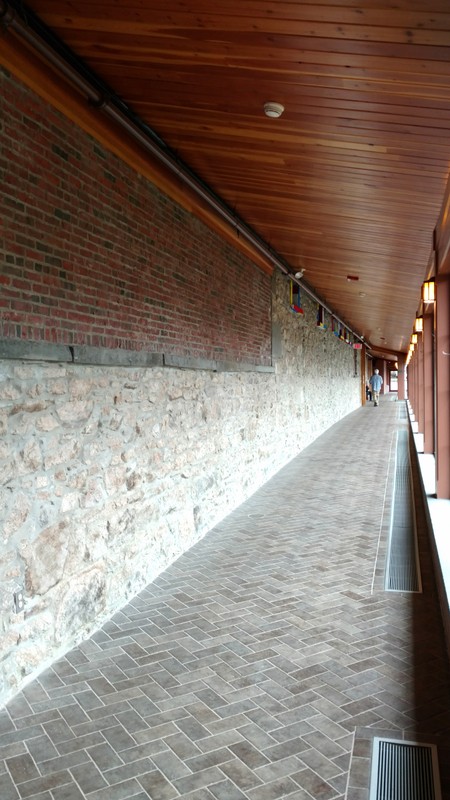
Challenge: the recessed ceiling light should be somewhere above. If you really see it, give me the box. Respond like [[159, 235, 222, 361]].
[[359, 291, 366, 297], [264, 102, 284, 118]]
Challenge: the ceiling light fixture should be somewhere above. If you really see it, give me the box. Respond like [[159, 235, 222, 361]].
[[263, 102, 285, 118]]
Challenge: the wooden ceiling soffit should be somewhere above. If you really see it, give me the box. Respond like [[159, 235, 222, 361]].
[[368, 345, 401, 362], [0, 29, 274, 276]]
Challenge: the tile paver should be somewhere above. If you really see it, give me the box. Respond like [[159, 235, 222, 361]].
[[2, 397, 450, 798]]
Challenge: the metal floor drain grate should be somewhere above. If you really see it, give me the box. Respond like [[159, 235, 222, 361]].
[[370, 738, 442, 800], [385, 429, 422, 592]]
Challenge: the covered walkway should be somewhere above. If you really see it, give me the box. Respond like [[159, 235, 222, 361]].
[[1, 397, 450, 800]]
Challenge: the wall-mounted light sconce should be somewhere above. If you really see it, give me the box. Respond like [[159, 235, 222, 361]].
[[414, 315, 423, 333], [411, 333, 418, 345], [422, 278, 435, 303]]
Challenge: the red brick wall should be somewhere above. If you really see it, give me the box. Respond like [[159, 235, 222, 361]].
[[0, 68, 272, 365]]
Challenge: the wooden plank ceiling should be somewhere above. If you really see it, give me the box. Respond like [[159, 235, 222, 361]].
[[8, 0, 450, 356]]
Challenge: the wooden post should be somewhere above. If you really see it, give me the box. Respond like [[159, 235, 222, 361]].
[[435, 274, 450, 498], [417, 333, 424, 434], [397, 354, 406, 401], [423, 312, 434, 455]]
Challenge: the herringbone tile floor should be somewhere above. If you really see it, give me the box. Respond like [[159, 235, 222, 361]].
[[1, 397, 450, 800]]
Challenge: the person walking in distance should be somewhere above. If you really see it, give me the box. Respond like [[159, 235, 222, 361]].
[[369, 368, 383, 406]]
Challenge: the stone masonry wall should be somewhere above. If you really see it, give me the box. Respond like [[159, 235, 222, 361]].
[[0, 276, 360, 705]]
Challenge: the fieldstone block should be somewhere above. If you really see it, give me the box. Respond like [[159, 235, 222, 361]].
[[82, 478, 106, 508], [21, 520, 71, 595], [10, 401, 48, 414], [49, 379, 69, 395], [56, 400, 93, 424], [55, 568, 106, 642], [60, 492, 81, 513], [0, 382, 21, 401], [14, 641, 49, 675], [3, 495, 31, 539], [36, 414, 60, 432], [105, 466, 127, 492], [20, 439, 42, 472], [43, 435, 82, 468]]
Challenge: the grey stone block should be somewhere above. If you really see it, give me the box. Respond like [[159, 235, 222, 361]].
[[72, 346, 163, 367], [0, 339, 71, 362], [164, 355, 218, 371]]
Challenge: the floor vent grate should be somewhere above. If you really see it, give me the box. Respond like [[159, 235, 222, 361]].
[[385, 429, 421, 592], [370, 738, 442, 800]]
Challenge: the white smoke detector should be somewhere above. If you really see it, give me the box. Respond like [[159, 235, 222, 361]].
[[264, 102, 285, 118]]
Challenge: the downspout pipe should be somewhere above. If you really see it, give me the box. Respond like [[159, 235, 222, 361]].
[[0, 0, 365, 344]]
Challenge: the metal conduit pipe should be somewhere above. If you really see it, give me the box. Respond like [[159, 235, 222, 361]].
[[0, 0, 101, 102], [1, 0, 365, 344]]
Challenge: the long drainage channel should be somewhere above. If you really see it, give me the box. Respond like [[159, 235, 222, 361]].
[[385, 428, 422, 593]]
